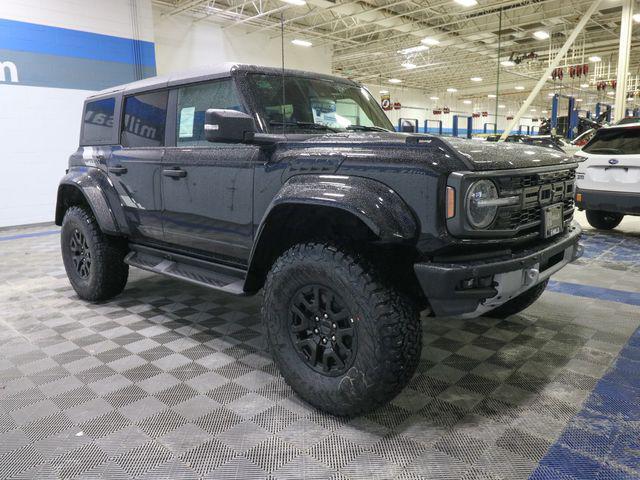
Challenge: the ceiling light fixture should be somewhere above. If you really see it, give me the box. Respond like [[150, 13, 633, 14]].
[[515, 86, 525, 90], [488, 94, 496, 98], [421, 37, 440, 46], [291, 39, 312, 47], [580, 83, 589, 88], [402, 62, 417, 69], [533, 30, 550, 40], [463, 100, 472, 104], [454, 0, 478, 6], [575, 98, 583, 102], [633, 13, 640, 23], [501, 60, 516, 67], [430, 96, 439, 100], [397, 45, 429, 55], [281, 0, 306, 5], [470, 77, 482, 82], [588, 55, 601, 62], [379, 90, 389, 94], [388, 78, 402, 84], [498, 104, 506, 108], [447, 88, 457, 92], [530, 108, 537, 112]]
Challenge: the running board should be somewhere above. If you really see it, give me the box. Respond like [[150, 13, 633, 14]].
[[125, 244, 247, 295]]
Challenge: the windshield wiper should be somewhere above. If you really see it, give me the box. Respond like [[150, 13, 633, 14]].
[[345, 125, 390, 132], [269, 121, 339, 133]]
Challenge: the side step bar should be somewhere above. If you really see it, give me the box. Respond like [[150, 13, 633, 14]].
[[125, 244, 247, 295]]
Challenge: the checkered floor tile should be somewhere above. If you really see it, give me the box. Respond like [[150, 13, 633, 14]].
[[1, 227, 639, 479]]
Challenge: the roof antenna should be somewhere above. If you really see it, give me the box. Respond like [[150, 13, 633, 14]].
[[280, 12, 286, 135]]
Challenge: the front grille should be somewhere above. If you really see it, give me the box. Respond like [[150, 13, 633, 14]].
[[492, 168, 576, 237]]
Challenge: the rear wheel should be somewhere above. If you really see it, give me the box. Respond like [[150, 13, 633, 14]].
[[262, 243, 421, 416], [61, 206, 129, 302], [487, 279, 548, 319], [586, 210, 624, 230]]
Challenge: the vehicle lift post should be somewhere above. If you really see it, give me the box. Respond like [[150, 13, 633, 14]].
[[518, 125, 531, 135], [483, 123, 496, 134], [398, 118, 419, 133], [424, 119, 443, 135], [551, 93, 580, 139], [452, 115, 473, 139]]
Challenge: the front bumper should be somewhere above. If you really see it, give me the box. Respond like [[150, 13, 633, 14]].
[[414, 221, 583, 317], [576, 187, 640, 215]]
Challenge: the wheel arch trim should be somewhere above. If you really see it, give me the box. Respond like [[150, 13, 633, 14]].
[[55, 167, 128, 236]]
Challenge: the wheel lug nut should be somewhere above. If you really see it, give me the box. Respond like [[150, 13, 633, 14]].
[[332, 323, 337, 329], [324, 314, 328, 319], [313, 328, 319, 334], [350, 318, 354, 323], [331, 335, 336, 341], [315, 316, 319, 321], [322, 338, 327, 344]]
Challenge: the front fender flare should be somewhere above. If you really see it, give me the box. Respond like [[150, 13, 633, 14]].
[[55, 167, 128, 236], [260, 174, 419, 243]]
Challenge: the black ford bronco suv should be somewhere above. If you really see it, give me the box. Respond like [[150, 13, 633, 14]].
[[56, 63, 582, 416]]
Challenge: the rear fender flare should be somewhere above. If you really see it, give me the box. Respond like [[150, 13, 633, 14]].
[[55, 167, 128, 236]]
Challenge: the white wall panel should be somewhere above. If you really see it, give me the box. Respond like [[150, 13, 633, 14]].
[[0, 0, 154, 41], [153, 9, 332, 75]]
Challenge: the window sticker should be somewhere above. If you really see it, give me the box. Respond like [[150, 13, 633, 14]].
[[179, 107, 196, 138]]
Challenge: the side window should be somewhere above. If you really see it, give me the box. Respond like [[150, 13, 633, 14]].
[[120, 91, 168, 147], [176, 79, 244, 146], [81, 97, 115, 145]]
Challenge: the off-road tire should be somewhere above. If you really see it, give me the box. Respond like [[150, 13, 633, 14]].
[[61, 206, 129, 302], [586, 210, 624, 230], [487, 279, 549, 319], [262, 242, 421, 416]]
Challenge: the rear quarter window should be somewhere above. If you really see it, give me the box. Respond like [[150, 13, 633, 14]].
[[583, 127, 640, 155], [81, 97, 116, 145]]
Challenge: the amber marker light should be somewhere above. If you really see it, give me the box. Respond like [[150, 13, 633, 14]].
[[575, 193, 582, 202], [446, 186, 456, 218]]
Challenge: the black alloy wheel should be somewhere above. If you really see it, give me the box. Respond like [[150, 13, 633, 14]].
[[289, 284, 356, 376], [69, 228, 91, 278]]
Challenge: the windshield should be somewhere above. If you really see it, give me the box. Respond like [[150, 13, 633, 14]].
[[583, 127, 640, 155], [246, 74, 394, 134]]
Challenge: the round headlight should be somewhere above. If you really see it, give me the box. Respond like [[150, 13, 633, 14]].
[[466, 180, 498, 229]]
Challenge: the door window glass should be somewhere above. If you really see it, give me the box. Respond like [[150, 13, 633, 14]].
[[176, 79, 245, 146], [121, 91, 168, 147], [81, 98, 115, 145]]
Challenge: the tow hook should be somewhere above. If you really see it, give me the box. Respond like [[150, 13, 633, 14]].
[[523, 267, 539, 286], [573, 244, 584, 261]]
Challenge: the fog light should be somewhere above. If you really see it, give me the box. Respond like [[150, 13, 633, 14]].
[[576, 193, 582, 202]]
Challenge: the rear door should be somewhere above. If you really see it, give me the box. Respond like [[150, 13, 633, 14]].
[[106, 90, 169, 243], [161, 79, 258, 266], [578, 126, 640, 194]]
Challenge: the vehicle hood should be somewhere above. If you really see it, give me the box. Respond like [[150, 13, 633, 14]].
[[277, 132, 577, 172]]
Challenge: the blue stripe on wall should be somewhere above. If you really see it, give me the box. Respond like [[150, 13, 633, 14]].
[[0, 18, 155, 67]]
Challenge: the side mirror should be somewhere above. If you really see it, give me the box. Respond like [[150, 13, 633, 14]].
[[204, 109, 256, 143]]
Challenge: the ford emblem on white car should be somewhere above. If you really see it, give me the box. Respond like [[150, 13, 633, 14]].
[[609, 158, 619, 165]]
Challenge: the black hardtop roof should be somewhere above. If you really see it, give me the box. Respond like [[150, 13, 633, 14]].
[[85, 63, 360, 101]]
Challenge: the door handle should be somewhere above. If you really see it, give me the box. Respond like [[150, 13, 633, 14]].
[[163, 167, 187, 178], [108, 165, 127, 175]]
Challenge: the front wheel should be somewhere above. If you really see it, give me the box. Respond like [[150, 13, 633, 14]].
[[586, 210, 624, 230], [262, 243, 421, 416]]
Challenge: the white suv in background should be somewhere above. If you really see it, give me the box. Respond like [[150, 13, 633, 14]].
[[575, 122, 640, 230]]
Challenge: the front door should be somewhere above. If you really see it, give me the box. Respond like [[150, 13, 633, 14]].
[[161, 79, 257, 267], [106, 90, 169, 243]]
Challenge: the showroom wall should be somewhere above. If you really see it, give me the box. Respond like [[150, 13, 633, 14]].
[[153, 9, 333, 75], [0, 0, 155, 228], [367, 83, 537, 135]]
